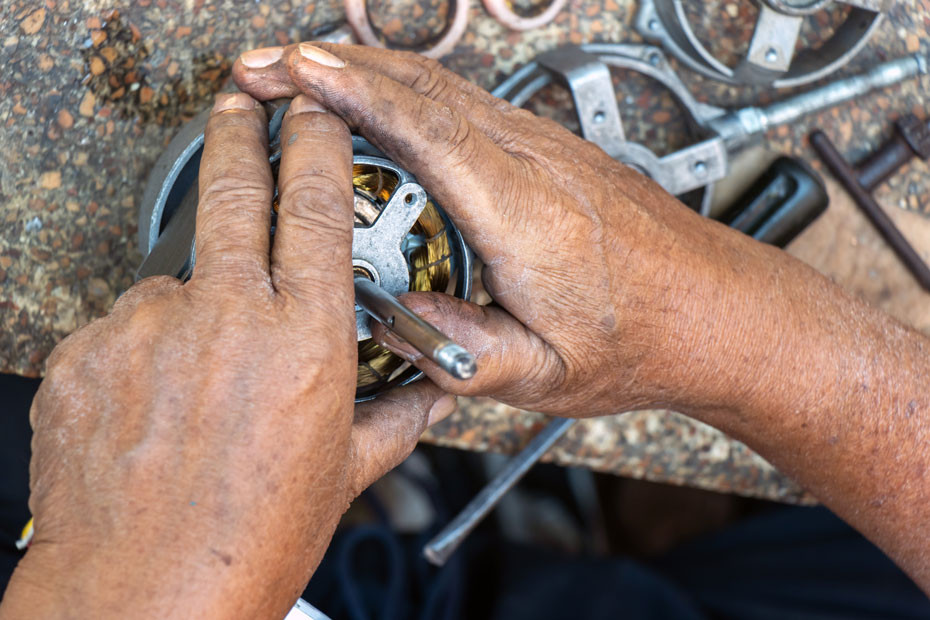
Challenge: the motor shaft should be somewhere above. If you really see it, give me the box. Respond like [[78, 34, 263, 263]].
[[354, 277, 477, 381]]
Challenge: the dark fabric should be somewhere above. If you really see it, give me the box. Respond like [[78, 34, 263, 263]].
[[0, 374, 38, 589], [652, 505, 930, 619], [486, 545, 704, 620]]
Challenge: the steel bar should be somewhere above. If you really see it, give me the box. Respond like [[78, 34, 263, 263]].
[[710, 54, 928, 148], [423, 417, 577, 566]]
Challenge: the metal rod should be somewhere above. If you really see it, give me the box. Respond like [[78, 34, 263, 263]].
[[856, 115, 930, 192], [423, 417, 577, 566], [354, 277, 477, 381], [810, 131, 930, 292], [711, 54, 929, 147]]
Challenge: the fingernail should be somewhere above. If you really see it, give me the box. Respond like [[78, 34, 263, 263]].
[[297, 43, 345, 68], [377, 330, 422, 363], [239, 46, 285, 68], [287, 94, 327, 115], [428, 394, 457, 426], [212, 92, 257, 113]]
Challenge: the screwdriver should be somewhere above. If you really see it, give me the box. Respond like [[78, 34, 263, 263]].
[[354, 277, 477, 381]]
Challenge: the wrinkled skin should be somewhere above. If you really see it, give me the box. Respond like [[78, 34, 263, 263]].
[[0, 93, 452, 619], [231, 44, 930, 594], [230, 43, 791, 417], [3, 41, 930, 619]]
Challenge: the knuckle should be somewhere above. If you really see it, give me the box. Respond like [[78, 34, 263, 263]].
[[408, 57, 448, 100], [444, 113, 476, 162], [338, 72, 388, 127], [199, 175, 270, 210], [123, 298, 170, 337], [112, 276, 180, 312], [281, 169, 351, 209], [280, 173, 353, 231], [205, 106, 263, 136]]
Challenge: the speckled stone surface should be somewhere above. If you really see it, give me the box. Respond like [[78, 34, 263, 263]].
[[3, 0, 929, 502]]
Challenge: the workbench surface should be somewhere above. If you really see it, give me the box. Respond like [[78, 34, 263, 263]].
[[2, 0, 929, 503]]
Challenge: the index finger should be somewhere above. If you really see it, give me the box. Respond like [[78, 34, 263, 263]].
[[272, 95, 355, 317], [193, 92, 273, 285]]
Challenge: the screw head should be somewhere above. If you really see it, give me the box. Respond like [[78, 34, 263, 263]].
[[765, 48, 779, 64], [693, 161, 708, 176], [648, 18, 660, 31]]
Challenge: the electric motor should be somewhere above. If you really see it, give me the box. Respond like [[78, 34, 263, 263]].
[[137, 101, 472, 402]]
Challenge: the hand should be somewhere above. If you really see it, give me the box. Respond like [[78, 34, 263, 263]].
[[0, 92, 453, 619], [232, 43, 771, 418], [229, 44, 930, 595]]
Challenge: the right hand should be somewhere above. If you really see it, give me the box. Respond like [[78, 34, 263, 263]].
[[232, 43, 776, 417]]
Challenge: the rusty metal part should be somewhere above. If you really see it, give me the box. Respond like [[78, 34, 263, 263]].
[[811, 128, 930, 292], [343, 0, 469, 59]]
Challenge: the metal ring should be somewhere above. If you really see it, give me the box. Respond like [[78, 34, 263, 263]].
[[481, 0, 566, 31], [764, 0, 833, 16], [344, 0, 470, 59], [636, 0, 886, 88]]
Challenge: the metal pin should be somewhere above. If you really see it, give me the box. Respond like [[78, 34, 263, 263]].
[[354, 277, 477, 381]]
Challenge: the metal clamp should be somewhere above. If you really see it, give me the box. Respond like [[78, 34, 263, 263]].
[[494, 43, 729, 214], [636, 0, 888, 88]]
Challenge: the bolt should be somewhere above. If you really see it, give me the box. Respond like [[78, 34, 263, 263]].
[[593, 110, 606, 124], [648, 52, 662, 67], [648, 18, 660, 32], [765, 48, 779, 64], [693, 161, 708, 176]]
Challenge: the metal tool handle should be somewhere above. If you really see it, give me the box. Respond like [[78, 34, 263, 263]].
[[423, 417, 576, 566], [354, 277, 476, 381], [720, 156, 828, 248]]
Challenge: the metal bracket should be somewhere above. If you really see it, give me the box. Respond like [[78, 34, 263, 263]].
[[494, 44, 728, 215], [351, 166, 428, 340]]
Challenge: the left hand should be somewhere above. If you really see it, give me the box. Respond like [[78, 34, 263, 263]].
[[0, 92, 454, 619]]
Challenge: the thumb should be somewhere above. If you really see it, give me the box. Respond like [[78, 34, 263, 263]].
[[347, 379, 452, 497], [370, 292, 563, 405]]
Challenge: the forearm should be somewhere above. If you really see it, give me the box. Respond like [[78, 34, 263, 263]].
[[681, 219, 930, 589]]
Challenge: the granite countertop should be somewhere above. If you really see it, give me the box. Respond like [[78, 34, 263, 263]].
[[2, 0, 929, 503]]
